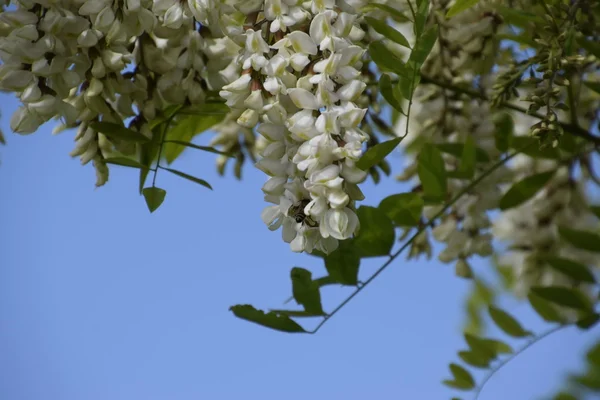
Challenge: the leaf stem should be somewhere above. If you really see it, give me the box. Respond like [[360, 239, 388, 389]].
[[151, 114, 176, 187], [473, 324, 568, 400], [309, 144, 531, 334]]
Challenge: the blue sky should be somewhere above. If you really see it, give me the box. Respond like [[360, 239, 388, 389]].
[[0, 93, 598, 400]]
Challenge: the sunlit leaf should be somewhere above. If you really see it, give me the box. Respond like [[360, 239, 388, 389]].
[[365, 16, 410, 48], [230, 305, 306, 333], [488, 306, 532, 338], [324, 240, 360, 285], [163, 113, 225, 164], [499, 170, 555, 210], [418, 143, 447, 203], [90, 122, 150, 143], [163, 167, 213, 190], [354, 206, 395, 257], [446, 0, 480, 18], [379, 192, 424, 226], [357, 137, 403, 170], [290, 267, 324, 315], [531, 286, 594, 311], [542, 256, 596, 283], [558, 227, 600, 253], [142, 187, 166, 213]]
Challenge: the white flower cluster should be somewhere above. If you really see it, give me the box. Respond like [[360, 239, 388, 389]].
[[195, 1, 371, 254], [0, 0, 238, 186]]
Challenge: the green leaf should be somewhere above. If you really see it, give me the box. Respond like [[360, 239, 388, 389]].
[[362, 4, 411, 22], [443, 380, 474, 390], [90, 122, 150, 143], [379, 193, 424, 226], [445, 363, 475, 390], [163, 167, 213, 190], [528, 293, 566, 323], [436, 143, 490, 163], [499, 171, 555, 210], [590, 205, 600, 219], [464, 333, 499, 361], [354, 206, 396, 257], [488, 306, 532, 337], [268, 310, 324, 318], [481, 338, 513, 354], [542, 256, 596, 283], [230, 305, 306, 333], [586, 341, 600, 366], [164, 140, 233, 157], [572, 370, 600, 390], [290, 267, 324, 315], [414, 0, 430, 37], [446, 0, 480, 18], [495, 6, 544, 27], [365, 17, 410, 48], [138, 123, 162, 194], [368, 41, 409, 77], [163, 113, 225, 164], [584, 81, 600, 95], [409, 25, 438, 65], [559, 227, 600, 253], [104, 157, 146, 169], [458, 350, 490, 368], [357, 137, 403, 170], [324, 240, 360, 285], [576, 313, 600, 330], [510, 136, 561, 159], [142, 187, 166, 213], [354, 206, 395, 257], [379, 74, 404, 114], [578, 37, 600, 59], [553, 393, 578, 400], [531, 286, 594, 311], [456, 136, 477, 179], [417, 143, 447, 203]]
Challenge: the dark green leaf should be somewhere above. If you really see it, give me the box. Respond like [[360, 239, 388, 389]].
[[488, 306, 532, 337], [584, 81, 600, 95], [414, 0, 430, 37], [436, 143, 490, 163], [380, 74, 404, 114], [142, 187, 166, 213], [480, 338, 513, 354], [354, 206, 395, 257], [164, 140, 233, 157], [445, 363, 475, 390], [578, 37, 600, 59], [104, 157, 146, 169], [163, 113, 224, 164], [494, 113, 514, 153], [553, 393, 578, 400], [576, 313, 600, 330], [324, 240, 360, 285], [379, 193, 424, 226], [464, 333, 498, 361], [368, 41, 409, 77], [446, 0, 480, 18], [499, 171, 555, 210], [457, 136, 477, 179], [139, 123, 162, 193], [531, 286, 594, 311], [542, 256, 596, 283], [290, 267, 324, 315], [590, 205, 600, 219], [586, 341, 600, 366], [417, 143, 447, 203], [147, 105, 183, 130], [528, 293, 567, 323], [572, 370, 600, 390], [510, 136, 561, 159], [163, 167, 213, 190], [90, 122, 150, 143], [443, 380, 474, 390], [458, 350, 490, 368], [357, 137, 403, 170], [559, 227, 600, 253], [268, 310, 324, 318], [365, 17, 410, 48], [230, 305, 306, 333], [410, 25, 438, 65]]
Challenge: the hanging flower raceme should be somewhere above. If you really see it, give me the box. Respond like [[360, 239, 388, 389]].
[[200, 0, 369, 254]]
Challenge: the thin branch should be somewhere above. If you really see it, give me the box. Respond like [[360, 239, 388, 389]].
[[474, 324, 569, 400], [309, 143, 533, 334]]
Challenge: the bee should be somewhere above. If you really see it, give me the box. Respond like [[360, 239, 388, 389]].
[[288, 199, 318, 227]]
